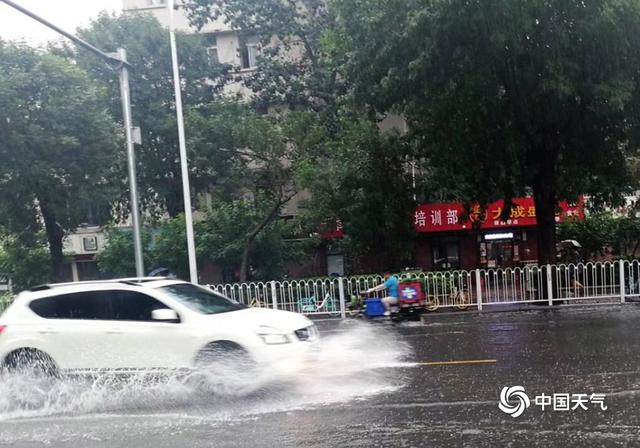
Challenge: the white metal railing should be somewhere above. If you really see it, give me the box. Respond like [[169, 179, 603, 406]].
[[0, 277, 11, 313], [209, 260, 639, 317], [0, 261, 634, 317]]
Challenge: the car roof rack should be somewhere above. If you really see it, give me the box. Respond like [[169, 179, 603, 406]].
[[27, 277, 172, 291], [117, 277, 171, 283], [28, 284, 53, 291]]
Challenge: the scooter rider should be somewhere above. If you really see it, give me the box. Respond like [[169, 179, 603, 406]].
[[366, 271, 399, 316]]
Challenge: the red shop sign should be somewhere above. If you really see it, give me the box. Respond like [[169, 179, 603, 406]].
[[413, 197, 584, 233], [320, 218, 345, 239]]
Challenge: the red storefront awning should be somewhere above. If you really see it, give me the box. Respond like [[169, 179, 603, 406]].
[[414, 197, 584, 233]]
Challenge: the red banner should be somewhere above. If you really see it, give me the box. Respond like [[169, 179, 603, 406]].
[[414, 197, 584, 233], [320, 219, 345, 240]]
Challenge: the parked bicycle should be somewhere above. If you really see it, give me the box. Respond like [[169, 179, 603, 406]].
[[448, 283, 469, 310], [423, 281, 469, 311], [424, 295, 439, 312], [297, 292, 340, 316], [249, 294, 266, 308]]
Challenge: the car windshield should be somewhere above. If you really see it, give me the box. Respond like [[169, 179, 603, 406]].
[[159, 284, 246, 315]]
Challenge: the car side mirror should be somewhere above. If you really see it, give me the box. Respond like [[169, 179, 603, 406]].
[[151, 308, 179, 323]]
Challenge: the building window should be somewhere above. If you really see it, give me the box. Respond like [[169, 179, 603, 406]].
[[82, 236, 98, 252], [239, 36, 258, 69], [432, 237, 460, 270], [148, 0, 166, 5], [203, 33, 219, 64]]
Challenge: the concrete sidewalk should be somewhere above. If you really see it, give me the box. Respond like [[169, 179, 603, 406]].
[[420, 300, 640, 323]]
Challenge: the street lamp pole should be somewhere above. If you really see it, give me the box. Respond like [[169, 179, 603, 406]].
[[116, 48, 145, 278], [167, 0, 199, 283], [0, 0, 145, 277]]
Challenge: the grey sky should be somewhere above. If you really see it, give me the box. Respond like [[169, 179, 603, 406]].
[[0, 0, 123, 44]]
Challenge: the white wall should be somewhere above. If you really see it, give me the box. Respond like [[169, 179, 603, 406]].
[[123, 0, 232, 33]]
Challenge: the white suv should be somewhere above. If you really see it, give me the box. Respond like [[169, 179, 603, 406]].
[[0, 278, 319, 375]]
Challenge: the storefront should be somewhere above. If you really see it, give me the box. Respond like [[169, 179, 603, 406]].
[[413, 197, 583, 270]]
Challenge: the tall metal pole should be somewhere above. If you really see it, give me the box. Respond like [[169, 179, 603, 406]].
[[0, 0, 145, 278], [167, 0, 198, 283], [117, 48, 145, 277]]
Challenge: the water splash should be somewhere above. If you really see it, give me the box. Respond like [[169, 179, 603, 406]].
[[0, 321, 411, 421]]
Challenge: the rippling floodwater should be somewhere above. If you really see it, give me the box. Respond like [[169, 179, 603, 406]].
[[0, 321, 410, 423]]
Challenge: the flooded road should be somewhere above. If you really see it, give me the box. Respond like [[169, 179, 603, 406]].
[[2, 306, 640, 447]]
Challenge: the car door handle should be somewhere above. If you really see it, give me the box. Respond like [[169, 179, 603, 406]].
[[39, 328, 57, 334], [106, 329, 123, 335]]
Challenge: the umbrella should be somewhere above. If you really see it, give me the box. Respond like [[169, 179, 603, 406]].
[[559, 239, 582, 248]]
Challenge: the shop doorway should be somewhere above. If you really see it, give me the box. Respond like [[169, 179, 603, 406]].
[[482, 233, 519, 268]]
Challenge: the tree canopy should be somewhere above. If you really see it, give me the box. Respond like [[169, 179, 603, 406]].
[[184, 0, 340, 113], [0, 40, 120, 280], [184, 0, 419, 271], [73, 12, 229, 217], [331, 0, 640, 263]]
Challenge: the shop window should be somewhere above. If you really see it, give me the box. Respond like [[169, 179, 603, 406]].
[[432, 238, 460, 270]]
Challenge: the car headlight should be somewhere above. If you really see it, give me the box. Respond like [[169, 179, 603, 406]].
[[256, 326, 291, 345]]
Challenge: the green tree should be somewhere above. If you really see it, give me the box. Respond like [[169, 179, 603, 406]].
[[198, 199, 300, 281], [558, 213, 617, 260], [189, 102, 301, 281], [293, 109, 416, 270], [73, 12, 229, 217], [184, 2, 418, 270], [558, 212, 640, 260], [332, 0, 640, 264], [0, 234, 50, 292], [614, 215, 640, 258], [97, 206, 299, 282], [184, 0, 339, 112], [0, 41, 120, 281], [96, 226, 154, 277]]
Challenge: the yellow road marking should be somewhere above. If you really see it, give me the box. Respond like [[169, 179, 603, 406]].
[[417, 359, 497, 366]]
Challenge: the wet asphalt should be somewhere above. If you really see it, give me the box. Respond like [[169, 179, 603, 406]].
[[2, 305, 640, 447]]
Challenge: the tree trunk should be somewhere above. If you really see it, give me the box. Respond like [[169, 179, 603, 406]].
[[238, 194, 294, 282], [166, 176, 184, 218], [631, 239, 640, 259], [532, 167, 557, 266], [239, 240, 253, 283], [40, 201, 66, 282]]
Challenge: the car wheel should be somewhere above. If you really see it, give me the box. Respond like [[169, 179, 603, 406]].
[[191, 342, 257, 395], [3, 348, 58, 377], [195, 341, 256, 371]]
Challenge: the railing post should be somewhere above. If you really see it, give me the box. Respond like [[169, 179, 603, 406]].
[[546, 264, 554, 306], [270, 280, 278, 310], [620, 260, 626, 304], [339, 277, 346, 319], [475, 269, 483, 311]]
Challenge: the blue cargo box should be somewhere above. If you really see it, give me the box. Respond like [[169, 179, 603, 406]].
[[365, 298, 385, 317]]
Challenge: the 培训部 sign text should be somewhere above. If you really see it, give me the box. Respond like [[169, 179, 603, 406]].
[[414, 197, 584, 233]]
